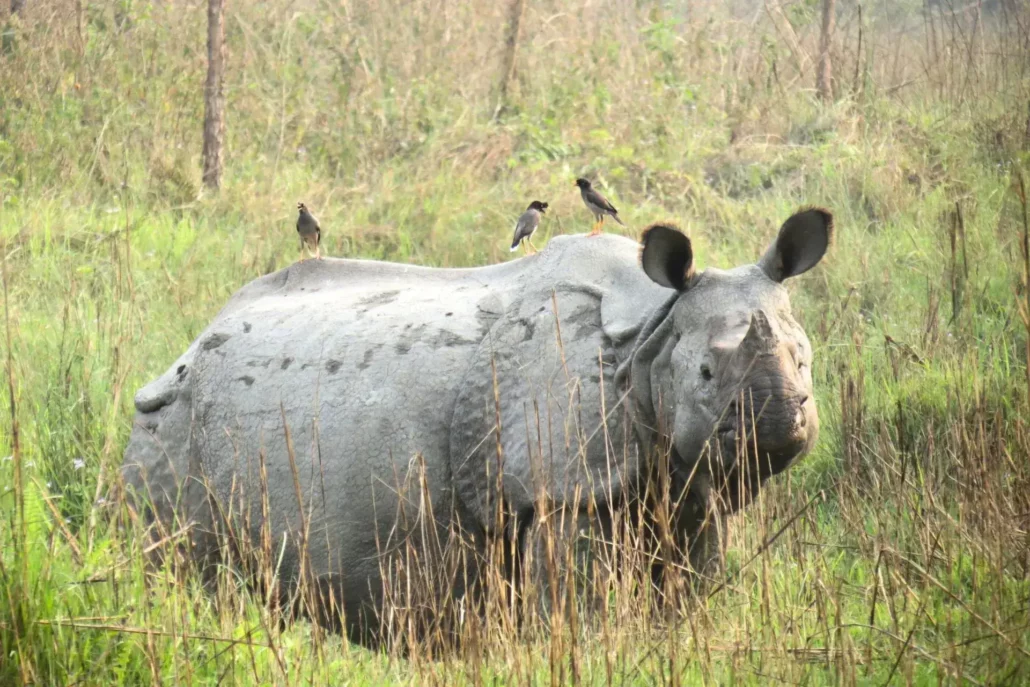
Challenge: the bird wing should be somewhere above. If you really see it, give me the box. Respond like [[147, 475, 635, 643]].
[[586, 188, 618, 214], [511, 210, 538, 247]]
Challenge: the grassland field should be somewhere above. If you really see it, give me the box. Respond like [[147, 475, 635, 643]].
[[2, 0, 1030, 684]]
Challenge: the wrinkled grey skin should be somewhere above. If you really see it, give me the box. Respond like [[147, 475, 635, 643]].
[[121, 209, 832, 646]]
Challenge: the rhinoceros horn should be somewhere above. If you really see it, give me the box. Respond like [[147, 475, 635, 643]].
[[739, 310, 777, 359]]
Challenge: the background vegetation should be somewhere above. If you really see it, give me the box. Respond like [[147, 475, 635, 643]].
[[2, 0, 1030, 683]]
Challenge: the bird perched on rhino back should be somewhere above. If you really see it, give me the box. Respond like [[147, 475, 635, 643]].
[[510, 200, 548, 254], [296, 202, 322, 260], [576, 177, 625, 236]]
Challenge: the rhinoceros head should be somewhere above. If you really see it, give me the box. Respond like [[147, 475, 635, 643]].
[[632, 208, 832, 511]]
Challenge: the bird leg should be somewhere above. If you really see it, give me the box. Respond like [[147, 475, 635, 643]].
[[527, 238, 537, 254], [315, 242, 322, 260], [588, 216, 604, 237]]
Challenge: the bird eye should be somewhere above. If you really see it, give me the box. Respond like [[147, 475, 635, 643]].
[[700, 364, 713, 381]]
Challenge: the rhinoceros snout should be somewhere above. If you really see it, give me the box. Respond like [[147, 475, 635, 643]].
[[135, 384, 177, 414], [134, 363, 189, 413], [709, 392, 814, 512], [122, 357, 195, 525], [718, 391, 812, 460]]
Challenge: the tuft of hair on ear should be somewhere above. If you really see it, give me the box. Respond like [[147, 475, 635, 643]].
[[640, 222, 695, 291]]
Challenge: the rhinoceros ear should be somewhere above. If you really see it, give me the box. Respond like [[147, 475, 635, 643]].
[[758, 207, 834, 282], [640, 223, 695, 292]]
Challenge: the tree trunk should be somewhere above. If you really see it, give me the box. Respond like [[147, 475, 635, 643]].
[[202, 0, 226, 191], [10, 0, 24, 16], [816, 0, 836, 101], [494, 0, 527, 120]]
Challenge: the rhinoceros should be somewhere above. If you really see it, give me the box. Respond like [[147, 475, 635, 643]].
[[121, 208, 832, 645]]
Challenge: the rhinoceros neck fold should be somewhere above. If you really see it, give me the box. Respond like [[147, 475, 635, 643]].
[[615, 292, 680, 430]]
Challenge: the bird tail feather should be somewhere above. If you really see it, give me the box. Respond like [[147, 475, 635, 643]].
[[613, 215, 626, 226]]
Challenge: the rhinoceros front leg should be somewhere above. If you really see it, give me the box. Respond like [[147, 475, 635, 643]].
[[643, 471, 727, 610], [665, 482, 727, 599], [523, 505, 613, 628], [682, 505, 726, 591]]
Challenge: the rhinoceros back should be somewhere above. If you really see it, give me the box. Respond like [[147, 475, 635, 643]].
[[120, 234, 668, 638]]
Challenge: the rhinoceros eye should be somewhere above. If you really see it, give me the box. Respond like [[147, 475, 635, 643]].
[[700, 364, 713, 381]]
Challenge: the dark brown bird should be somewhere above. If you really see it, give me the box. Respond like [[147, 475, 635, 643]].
[[576, 178, 624, 236], [296, 202, 322, 260], [510, 200, 548, 254]]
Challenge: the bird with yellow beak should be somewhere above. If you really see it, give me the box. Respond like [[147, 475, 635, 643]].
[[575, 178, 625, 236]]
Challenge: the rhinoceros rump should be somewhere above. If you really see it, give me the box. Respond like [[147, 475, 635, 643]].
[[121, 209, 832, 645]]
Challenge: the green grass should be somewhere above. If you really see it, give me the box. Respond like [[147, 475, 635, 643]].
[[3, 0, 1030, 683]]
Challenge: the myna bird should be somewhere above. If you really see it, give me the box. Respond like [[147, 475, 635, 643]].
[[575, 178, 624, 236], [296, 202, 322, 260], [510, 200, 548, 254]]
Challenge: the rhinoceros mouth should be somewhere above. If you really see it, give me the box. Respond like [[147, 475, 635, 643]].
[[721, 429, 806, 469], [715, 394, 809, 465], [701, 423, 807, 512]]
